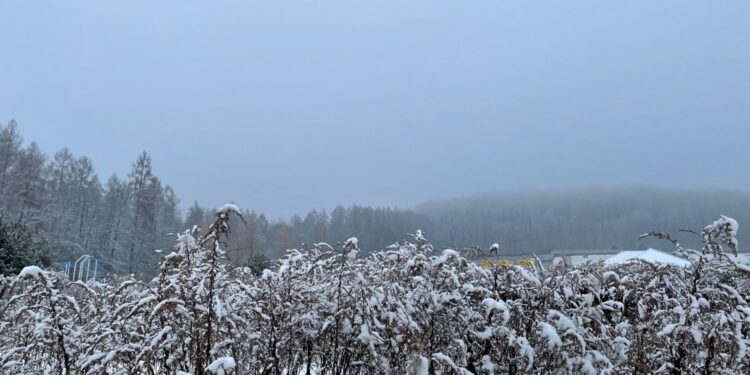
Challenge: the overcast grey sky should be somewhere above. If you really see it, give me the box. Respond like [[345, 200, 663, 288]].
[[1, 1, 748, 218]]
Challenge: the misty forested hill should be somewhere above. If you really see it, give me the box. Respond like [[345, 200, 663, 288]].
[[2, 120, 748, 276], [411, 187, 750, 253], [230, 187, 748, 259]]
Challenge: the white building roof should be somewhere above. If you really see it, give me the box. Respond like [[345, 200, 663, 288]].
[[605, 248, 690, 268], [562, 254, 611, 266]]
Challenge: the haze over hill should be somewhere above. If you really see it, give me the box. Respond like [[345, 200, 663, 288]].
[[221, 185, 749, 259], [411, 187, 750, 253], [2, 1, 749, 218]]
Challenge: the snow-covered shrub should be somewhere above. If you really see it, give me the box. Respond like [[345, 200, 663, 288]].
[[0, 212, 748, 374]]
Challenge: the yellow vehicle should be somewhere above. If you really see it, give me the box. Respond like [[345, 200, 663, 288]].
[[516, 258, 537, 267], [478, 258, 536, 269]]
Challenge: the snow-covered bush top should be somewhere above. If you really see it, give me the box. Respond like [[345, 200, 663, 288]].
[[0, 213, 748, 374]]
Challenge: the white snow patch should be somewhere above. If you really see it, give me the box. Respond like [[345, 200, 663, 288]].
[[414, 230, 426, 242], [482, 298, 510, 323], [657, 324, 677, 337], [206, 357, 236, 374], [606, 249, 690, 268], [538, 322, 562, 349], [416, 356, 429, 375], [18, 266, 44, 278], [217, 204, 240, 214]]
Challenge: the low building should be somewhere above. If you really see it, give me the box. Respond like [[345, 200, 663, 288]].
[[550, 248, 692, 268], [605, 248, 691, 268]]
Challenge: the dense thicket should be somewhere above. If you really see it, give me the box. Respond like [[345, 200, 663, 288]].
[[0, 209, 748, 374], [0, 215, 53, 275]]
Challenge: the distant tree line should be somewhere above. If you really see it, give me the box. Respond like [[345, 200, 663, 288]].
[[2, 120, 749, 277], [216, 187, 750, 263]]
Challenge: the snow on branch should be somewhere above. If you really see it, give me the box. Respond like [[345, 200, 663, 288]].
[[0, 215, 748, 373]]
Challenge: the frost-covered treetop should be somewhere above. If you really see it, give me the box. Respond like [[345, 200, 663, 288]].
[[705, 214, 740, 255], [17, 265, 44, 278], [217, 203, 240, 215]]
